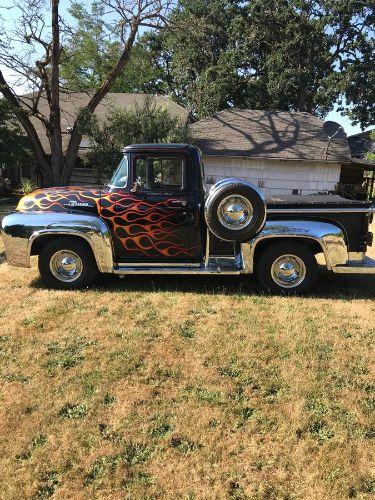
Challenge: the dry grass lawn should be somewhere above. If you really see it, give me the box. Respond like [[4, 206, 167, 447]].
[[0, 227, 374, 499]]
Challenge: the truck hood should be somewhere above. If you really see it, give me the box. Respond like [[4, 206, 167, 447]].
[[16, 186, 102, 214]]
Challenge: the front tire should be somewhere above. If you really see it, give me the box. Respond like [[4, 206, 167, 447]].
[[38, 238, 98, 289], [256, 242, 318, 295]]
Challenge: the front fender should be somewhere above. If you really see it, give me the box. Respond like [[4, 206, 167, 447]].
[[1, 211, 114, 273], [243, 220, 348, 273]]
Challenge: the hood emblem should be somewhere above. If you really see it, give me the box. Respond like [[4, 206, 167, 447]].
[[65, 200, 91, 208]]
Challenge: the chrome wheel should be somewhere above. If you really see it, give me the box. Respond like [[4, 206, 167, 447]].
[[49, 250, 83, 283], [270, 254, 307, 289], [217, 195, 254, 230]]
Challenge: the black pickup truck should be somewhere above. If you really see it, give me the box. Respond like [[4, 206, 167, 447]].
[[1, 144, 374, 294]]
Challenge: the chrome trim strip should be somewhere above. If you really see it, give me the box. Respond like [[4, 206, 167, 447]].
[[1, 211, 114, 273], [114, 268, 242, 275], [267, 207, 373, 214], [115, 261, 201, 268], [245, 220, 348, 273], [114, 257, 241, 275]]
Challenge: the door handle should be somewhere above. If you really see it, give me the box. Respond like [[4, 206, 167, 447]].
[[169, 200, 187, 207]]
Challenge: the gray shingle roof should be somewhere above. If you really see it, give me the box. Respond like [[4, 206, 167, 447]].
[[20, 92, 189, 153], [348, 129, 375, 159], [190, 109, 351, 163]]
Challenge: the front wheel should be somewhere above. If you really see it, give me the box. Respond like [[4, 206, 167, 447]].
[[256, 242, 318, 295], [38, 238, 98, 289]]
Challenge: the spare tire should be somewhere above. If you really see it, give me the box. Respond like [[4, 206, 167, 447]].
[[205, 178, 266, 242]]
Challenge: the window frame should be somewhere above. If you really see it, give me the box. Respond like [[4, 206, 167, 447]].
[[132, 153, 186, 194]]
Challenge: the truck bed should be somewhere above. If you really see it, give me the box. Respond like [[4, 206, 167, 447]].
[[266, 195, 372, 209], [211, 195, 373, 256]]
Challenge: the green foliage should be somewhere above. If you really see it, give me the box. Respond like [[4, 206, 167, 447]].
[[365, 131, 375, 162], [0, 99, 32, 171], [170, 434, 201, 454], [35, 470, 60, 499], [19, 178, 38, 195], [59, 0, 374, 127], [142, 0, 374, 126], [59, 402, 88, 419], [85, 97, 189, 174], [61, 3, 161, 93]]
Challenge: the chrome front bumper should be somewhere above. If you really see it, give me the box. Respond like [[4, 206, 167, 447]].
[[1, 211, 114, 273]]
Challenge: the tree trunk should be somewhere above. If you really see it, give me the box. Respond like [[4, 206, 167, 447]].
[[61, 124, 82, 185], [49, 0, 64, 186], [61, 22, 139, 186]]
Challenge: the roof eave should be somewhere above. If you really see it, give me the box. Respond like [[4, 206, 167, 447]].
[[201, 152, 349, 164]]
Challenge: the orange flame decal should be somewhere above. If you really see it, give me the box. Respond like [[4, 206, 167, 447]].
[[99, 192, 190, 257], [18, 188, 191, 258]]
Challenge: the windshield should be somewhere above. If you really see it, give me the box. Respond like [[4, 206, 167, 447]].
[[109, 155, 128, 189]]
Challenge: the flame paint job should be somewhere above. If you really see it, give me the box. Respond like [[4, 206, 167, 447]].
[[99, 191, 190, 258], [16, 186, 190, 258]]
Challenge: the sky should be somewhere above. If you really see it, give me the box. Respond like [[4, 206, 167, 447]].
[[325, 108, 371, 137]]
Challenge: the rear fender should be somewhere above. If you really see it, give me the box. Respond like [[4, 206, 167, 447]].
[[242, 220, 348, 273]]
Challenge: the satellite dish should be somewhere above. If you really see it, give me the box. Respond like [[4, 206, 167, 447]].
[[323, 121, 346, 140], [363, 139, 375, 153]]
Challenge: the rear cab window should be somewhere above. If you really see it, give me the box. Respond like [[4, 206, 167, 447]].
[[134, 156, 185, 192]]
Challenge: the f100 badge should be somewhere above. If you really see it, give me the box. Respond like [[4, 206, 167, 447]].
[[66, 200, 91, 208]]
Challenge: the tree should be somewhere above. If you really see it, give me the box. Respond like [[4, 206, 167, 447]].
[[0, 99, 32, 175], [84, 97, 189, 174], [0, 0, 171, 186], [146, 0, 244, 117], [365, 131, 375, 162], [60, 3, 162, 93], [146, 0, 374, 126]]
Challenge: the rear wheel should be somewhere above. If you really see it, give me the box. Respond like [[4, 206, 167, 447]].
[[38, 238, 98, 289], [256, 242, 318, 295]]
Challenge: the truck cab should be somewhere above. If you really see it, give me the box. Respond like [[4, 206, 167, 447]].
[[103, 144, 206, 264], [2, 143, 375, 294]]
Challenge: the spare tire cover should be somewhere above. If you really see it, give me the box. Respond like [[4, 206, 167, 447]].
[[205, 178, 266, 242]]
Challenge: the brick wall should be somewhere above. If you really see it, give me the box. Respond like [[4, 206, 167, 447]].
[[203, 156, 341, 196]]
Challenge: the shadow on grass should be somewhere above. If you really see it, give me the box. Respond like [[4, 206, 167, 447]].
[[30, 266, 375, 300]]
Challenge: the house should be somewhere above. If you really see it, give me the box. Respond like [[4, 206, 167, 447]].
[[23, 92, 189, 154], [345, 129, 375, 199], [18, 92, 189, 185], [16, 92, 373, 198], [348, 129, 374, 159], [190, 109, 352, 197]]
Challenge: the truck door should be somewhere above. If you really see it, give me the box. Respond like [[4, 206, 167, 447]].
[[114, 153, 193, 263]]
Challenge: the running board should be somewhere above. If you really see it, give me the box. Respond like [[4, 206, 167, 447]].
[[113, 257, 243, 275], [332, 256, 375, 274]]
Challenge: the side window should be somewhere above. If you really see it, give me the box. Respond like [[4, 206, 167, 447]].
[[135, 156, 184, 192]]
